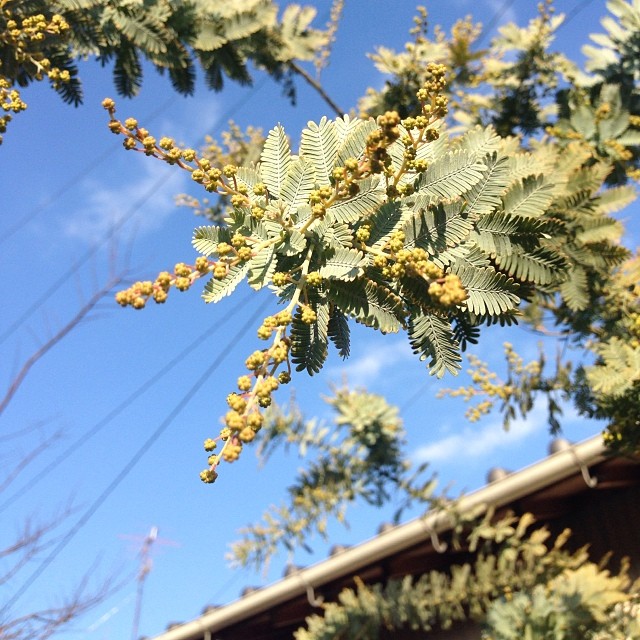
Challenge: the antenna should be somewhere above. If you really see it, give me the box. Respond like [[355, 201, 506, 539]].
[[119, 526, 179, 640]]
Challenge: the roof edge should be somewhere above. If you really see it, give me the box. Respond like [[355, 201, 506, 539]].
[[151, 435, 606, 640]]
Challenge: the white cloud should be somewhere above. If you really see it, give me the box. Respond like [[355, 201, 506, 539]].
[[63, 158, 187, 243], [63, 94, 222, 244], [157, 95, 223, 147], [328, 339, 413, 388], [412, 402, 544, 464]]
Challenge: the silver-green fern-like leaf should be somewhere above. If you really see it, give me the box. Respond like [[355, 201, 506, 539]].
[[313, 220, 355, 249], [472, 213, 551, 257], [202, 263, 250, 302], [327, 279, 404, 334], [291, 303, 330, 374], [586, 338, 640, 397], [403, 201, 475, 258], [574, 216, 624, 246], [247, 246, 276, 289], [280, 156, 316, 214], [327, 307, 350, 358], [319, 248, 367, 281], [326, 177, 385, 224], [455, 265, 520, 316], [300, 117, 339, 186], [260, 124, 291, 198], [494, 246, 567, 285], [415, 150, 487, 200], [459, 124, 502, 161], [559, 266, 590, 311], [463, 153, 511, 217], [192, 225, 230, 256], [594, 185, 637, 213], [368, 201, 407, 248], [335, 118, 377, 165], [408, 311, 462, 378], [502, 175, 555, 218]]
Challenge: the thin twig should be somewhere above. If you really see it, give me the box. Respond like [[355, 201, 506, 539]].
[[0, 275, 124, 418], [0, 430, 61, 494], [289, 61, 345, 116]]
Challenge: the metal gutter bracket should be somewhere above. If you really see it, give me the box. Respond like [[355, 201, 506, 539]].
[[298, 575, 324, 608], [549, 438, 597, 488], [428, 527, 448, 553]]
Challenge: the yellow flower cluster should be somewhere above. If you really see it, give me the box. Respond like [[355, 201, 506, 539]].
[[363, 110, 401, 175], [604, 138, 633, 162], [368, 62, 449, 191], [0, 8, 70, 142], [603, 429, 625, 446], [256, 310, 292, 340], [103, 100, 254, 207], [595, 102, 611, 121], [437, 348, 527, 422], [0, 79, 25, 135], [308, 184, 335, 219], [428, 274, 468, 307], [378, 231, 445, 283], [416, 62, 448, 116], [200, 315, 294, 482], [115, 258, 211, 309]]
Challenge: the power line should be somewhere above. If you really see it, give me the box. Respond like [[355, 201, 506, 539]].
[[477, 0, 518, 46], [0, 95, 178, 248], [399, 380, 431, 415], [0, 172, 175, 347], [5, 294, 271, 610], [0, 75, 269, 347], [477, 0, 597, 45], [558, 0, 598, 31], [0, 290, 254, 514]]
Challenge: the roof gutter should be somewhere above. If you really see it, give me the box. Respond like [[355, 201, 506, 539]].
[[152, 435, 606, 640]]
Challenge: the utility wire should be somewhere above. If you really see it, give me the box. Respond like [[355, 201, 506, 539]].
[[0, 290, 254, 514], [0, 95, 178, 248], [558, 0, 597, 31], [0, 76, 268, 348], [3, 0, 336, 250], [0, 173, 174, 347], [477, 0, 518, 46], [399, 380, 431, 415], [5, 295, 271, 610], [477, 0, 596, 45]]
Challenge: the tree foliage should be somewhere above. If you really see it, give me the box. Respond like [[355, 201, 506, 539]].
[[108, 0, 640, 477], [228, 388, 435, 570], [99, 1, 640, 636], [356, 0, 640, 455], [296, 511, 640, 640], [107, 60, 596, 475], [0, 0, 329, 143]]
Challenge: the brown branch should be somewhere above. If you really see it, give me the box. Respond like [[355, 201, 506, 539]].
[[0, 506, 74, 586], [289, 61, 345, 116], [0, 570, 115, 640], [0, 275, 124, 419], [0, 430, 62, 494], [0, 418, 54, 443]]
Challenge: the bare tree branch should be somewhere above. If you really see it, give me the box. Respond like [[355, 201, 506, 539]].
[[289, 61, 345, 116], [0, 504, 76, 586], [0, 430, 62, 494], [0, 569, 115, 640], [0, 275, 125, 418]]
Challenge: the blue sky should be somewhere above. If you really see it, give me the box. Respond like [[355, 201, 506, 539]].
[[0, 1, 635, 638]]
